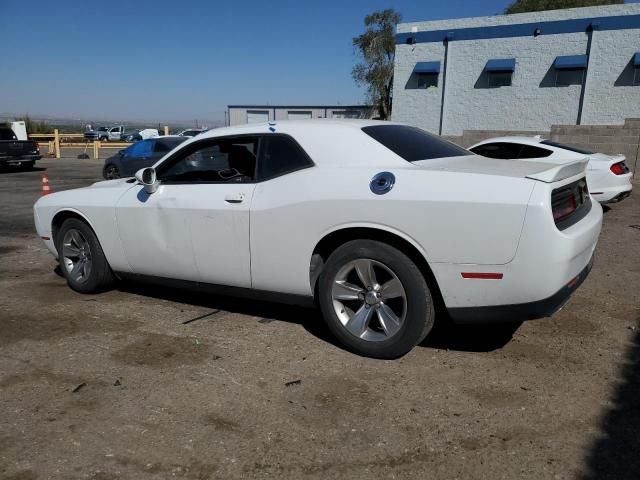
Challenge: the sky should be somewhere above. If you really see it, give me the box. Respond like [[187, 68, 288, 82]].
[[0, 0, 630, 123]]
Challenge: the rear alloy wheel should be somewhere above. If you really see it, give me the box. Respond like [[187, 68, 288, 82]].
[[319, 240, 434, 358], [56, 218, 114, 293], [103, 164, 120, 180]]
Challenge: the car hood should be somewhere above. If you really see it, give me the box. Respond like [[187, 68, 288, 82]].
[[89, 178, 135, 188], [413, 155, 588, 183]]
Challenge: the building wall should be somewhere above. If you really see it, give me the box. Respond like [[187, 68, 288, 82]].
[[582, 29, 640, 125], [392, 42, 445, 134], [228, 106, 372, 126], [442, 32, 587, 135], [393, 4, 640, 136]]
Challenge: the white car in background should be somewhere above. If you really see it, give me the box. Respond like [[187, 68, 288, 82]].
[[469, 137, 633, 204], [178, 128, 209, 137], [33, 121, 602, 358]]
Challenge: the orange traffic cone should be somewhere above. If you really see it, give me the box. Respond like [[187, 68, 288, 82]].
[[41, 174, 51, 196]]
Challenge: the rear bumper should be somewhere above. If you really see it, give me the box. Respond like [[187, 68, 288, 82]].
[[0, 155, 41, 164], [432, 178, 602, 323], [449, 256, 593, 323], [594, 187, 632, 204], [589, 172, 632, 204]]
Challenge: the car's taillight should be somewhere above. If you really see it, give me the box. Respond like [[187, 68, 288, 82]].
[[551, 178, 589, 229], [552, 191, 577, 221], [35, 142, 40, 153], [610, 162, 629, 175]]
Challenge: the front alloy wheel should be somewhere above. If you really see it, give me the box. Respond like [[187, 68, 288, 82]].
[[61, 229, 93, 284], [56, 217, 114, 293]]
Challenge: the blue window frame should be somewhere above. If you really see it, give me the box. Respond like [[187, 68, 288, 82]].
[[484, 58, 515, 87], [553, 55, 587, 87], [413, 61, 440, 89]]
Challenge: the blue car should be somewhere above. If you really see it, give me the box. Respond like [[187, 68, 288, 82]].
[[102, 136, 187, 179]]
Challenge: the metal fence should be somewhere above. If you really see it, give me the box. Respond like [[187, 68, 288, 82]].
[[30, 126, 170, 159]]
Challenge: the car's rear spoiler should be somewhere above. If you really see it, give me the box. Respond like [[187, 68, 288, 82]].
[[525, 158, 589, 183]]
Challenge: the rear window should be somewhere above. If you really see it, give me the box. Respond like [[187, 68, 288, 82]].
[[541, 140, 593, 155], [0, 128, 17, 140], [361, 125, 469, 162]]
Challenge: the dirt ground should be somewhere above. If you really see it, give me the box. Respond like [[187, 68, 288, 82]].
[[1, 154, 639, 480]]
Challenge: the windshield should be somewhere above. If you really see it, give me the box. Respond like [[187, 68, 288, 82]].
[[362, 125, 470, 162], [97, 127, 108, 132], [541, 140, 593, 155]]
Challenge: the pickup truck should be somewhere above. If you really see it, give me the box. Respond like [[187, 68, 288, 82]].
[[0, 127, 41, 170], [84, 125, 124, 142]]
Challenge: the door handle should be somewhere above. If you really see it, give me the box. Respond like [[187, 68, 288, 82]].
[[224, 193, 245, 204]]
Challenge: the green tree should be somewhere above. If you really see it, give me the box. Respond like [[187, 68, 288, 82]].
[[352, 9, 401, 120], [505, 0, 622, 14]]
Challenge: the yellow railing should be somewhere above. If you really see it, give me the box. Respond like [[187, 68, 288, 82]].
[[30, 126, 170, 159]]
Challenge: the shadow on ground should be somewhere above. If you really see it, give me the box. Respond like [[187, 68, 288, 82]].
[[116, 278, 517, 354], [0, 167, 46, 174], [421, 320, 521, 352], [582, 324, 640, 479]]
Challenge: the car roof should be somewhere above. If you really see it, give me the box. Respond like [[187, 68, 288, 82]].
[[195, 119, 388, 140]]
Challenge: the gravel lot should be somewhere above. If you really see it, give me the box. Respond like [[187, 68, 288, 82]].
[[1, 154, 638, 480]]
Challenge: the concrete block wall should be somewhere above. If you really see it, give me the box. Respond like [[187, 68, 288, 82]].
[[444, 118, 640, 175], [550, 118, 640, 173]]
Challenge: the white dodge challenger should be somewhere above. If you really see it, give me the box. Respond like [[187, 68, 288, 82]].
[[34, 120, 603, 358]]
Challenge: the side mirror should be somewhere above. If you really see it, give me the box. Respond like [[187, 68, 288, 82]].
[[135, 167, 159, 194]]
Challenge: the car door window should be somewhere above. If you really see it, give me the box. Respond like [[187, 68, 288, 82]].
[[257, 135, 314, 181], [471, 142, 523, 159], [157, 136, 259, 183]]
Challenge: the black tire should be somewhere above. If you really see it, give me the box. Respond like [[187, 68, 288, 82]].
[[318, 239, 434, 359], [103, 164, 120, 180], [56, 218, 115, 293], [21, 161, 35, 171]]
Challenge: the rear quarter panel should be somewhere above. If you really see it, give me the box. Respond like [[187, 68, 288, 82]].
[[250, 164, 534, 296]]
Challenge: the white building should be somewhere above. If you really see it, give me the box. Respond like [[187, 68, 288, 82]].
[[227, 105, 373, 126], [392, 4, 640, 135]]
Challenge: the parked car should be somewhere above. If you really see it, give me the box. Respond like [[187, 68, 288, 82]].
[[102, 136, 187, 179], [178, 128, 208, 137], [121, 129, 159, 142], [0, 126, 41, 170], [84, 125, 124, 142], [34, 120, 602, 358], [469, 137, 633, 204]]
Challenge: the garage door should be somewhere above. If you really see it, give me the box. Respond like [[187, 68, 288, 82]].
[[247, 110, 269, 124], [332, 110, 361, 119], [287, 111, 312, 120]]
